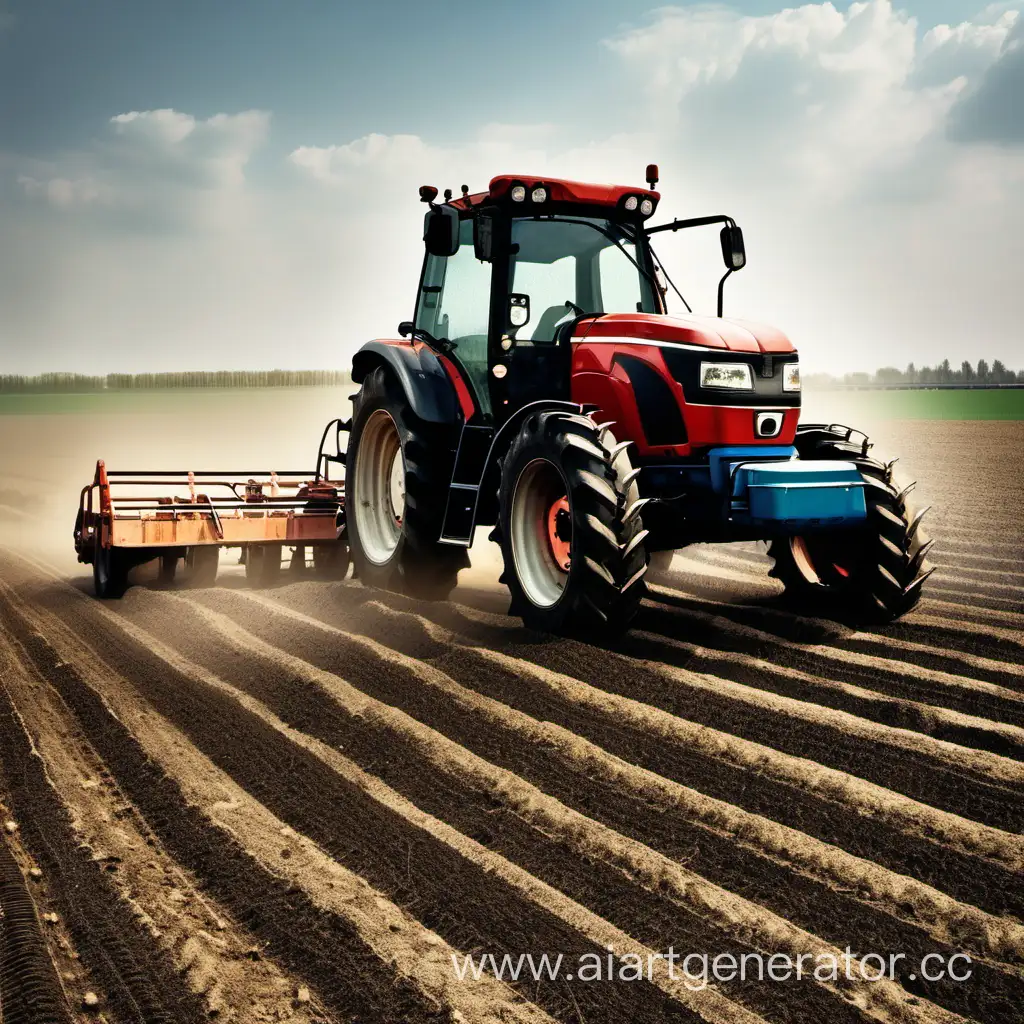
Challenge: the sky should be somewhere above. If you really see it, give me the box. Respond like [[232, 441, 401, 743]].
[[1, 0, 1022, 376]]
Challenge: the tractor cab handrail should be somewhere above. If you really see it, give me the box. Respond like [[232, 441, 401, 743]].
[[315, 417, 350, 484]]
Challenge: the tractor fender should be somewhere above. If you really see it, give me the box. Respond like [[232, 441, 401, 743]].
[[351, 340, 458, 425], [473, 400, 584, 528]]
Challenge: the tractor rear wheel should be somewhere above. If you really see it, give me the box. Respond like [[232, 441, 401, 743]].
[[346, 366, 467, 599], [93, 531, 128, 599], [495, 411, 648, 635], [768, 423, 933, 622]]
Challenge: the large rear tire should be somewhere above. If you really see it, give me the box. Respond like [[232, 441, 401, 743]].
[[768, 424, 933, 622], [494, 411, 648, 635], [346, 366, 467, 599]]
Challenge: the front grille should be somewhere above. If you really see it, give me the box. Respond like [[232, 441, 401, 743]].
[[659, 347, 800, 408]]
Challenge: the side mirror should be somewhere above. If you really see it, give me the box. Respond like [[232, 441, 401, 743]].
[[424, 206, 460, 257], [398, 321, 413, 338], [720, 224, 746, 271], [474, 213, 495, 262], [508, 293, 530, 329]]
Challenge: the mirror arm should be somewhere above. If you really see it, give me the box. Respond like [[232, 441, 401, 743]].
[[717, 268, 733, 318], [646, 214, 734, 236]]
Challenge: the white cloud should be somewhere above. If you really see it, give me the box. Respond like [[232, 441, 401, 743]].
[[16, 109, 270, 214], [595, 1, 1024, 372], [17, 174, 105, 208], [915, 10, 1017, 86], [3, 3, 1023, 377], [603, 1, 1015, 200]]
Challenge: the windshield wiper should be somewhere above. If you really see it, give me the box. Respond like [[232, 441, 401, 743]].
[[543, 217, 661, 298]]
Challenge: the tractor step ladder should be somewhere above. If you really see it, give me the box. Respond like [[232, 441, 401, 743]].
[[439, 424, 494, 545]]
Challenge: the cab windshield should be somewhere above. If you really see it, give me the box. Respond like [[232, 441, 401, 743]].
[[510, 217, 659, 342]]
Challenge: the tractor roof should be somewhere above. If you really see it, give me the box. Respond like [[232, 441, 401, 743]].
[[452, 175, 660, 211]]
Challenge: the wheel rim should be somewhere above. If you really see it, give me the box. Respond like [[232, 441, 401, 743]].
[[789, 536, 852, 587], [511, 459, 570, 608], [354, 409, 406, 565], [546, 497, 572, 571]]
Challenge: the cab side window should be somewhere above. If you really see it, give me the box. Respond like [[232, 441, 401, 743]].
[[415, 219, 492, 413]]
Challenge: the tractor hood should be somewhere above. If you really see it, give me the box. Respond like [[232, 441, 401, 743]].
[[574, 313, 795, 354]]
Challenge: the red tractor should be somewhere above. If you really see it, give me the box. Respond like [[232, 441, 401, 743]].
[[342, 167, 932, 634]]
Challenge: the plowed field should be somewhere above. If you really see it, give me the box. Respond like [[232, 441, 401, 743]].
[[0, 399, 1021, 1024]]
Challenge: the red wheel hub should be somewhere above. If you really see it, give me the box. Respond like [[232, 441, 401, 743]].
[[546, 496, 571, 571]]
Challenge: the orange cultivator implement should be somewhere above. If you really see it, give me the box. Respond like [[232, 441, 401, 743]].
[[74, 420, 350, 597]]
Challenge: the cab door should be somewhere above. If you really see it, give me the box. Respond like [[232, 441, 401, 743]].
[[414, 219, 494, 419], [491, 219, 578, 418]]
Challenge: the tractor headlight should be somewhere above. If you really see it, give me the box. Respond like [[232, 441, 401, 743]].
[[700, 362, 753, 390], [782, 362, 801, 392], [640, 198, 654, 216], [624, 195, 639, 211], [531, 186, 548, 203], [511, 185, 526, 202]]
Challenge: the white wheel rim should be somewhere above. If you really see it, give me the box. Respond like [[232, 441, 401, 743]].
[[354, 409, 406, 565], [790, 537, 821, 584], [510, 459, 569, 609]]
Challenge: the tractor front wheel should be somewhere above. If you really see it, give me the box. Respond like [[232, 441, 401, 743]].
[[768, 424, 933, 622], [346, 366, 467, 599], [495, 411, 648, 635]]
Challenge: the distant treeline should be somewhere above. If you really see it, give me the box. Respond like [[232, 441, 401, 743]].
[[0, 370, 353, 394], [807, 358, 1022, 388]]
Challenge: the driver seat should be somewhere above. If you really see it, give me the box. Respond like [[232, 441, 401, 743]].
[[530, 303, 574, 343]]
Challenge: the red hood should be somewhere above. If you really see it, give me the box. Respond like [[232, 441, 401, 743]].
[[575, 313, 795, 354]]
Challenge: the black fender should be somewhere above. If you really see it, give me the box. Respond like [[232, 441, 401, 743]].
[[351, 340, 459, 425], [473, 400, 584, 529]]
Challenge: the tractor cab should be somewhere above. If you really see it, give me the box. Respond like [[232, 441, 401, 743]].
[[410, 170, 729, 424]]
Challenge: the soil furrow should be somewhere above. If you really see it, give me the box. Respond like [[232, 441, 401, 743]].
[[0, 824, 72, 1024], [644, 591, 1024, 691], [383, 598, 1024, 831], [0, 560, 752, 1024], [654, 572, 1024, 658], [0, 608, 352, 1024], [0, 580, 496, 1024], [643, 589, 1024, 708], [122, 587, 1024, 1024], [235, 582, 1024, 919], [0, 637, 209, 1024], [128, 592, 928, 1024], [633, 603, 1024, 749]]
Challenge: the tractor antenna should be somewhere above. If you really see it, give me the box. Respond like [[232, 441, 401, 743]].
[[419, 185, 439, 205], [461, 184, 470, 203], [443, 188, 453, 202], [646, 164, 659, 189]]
